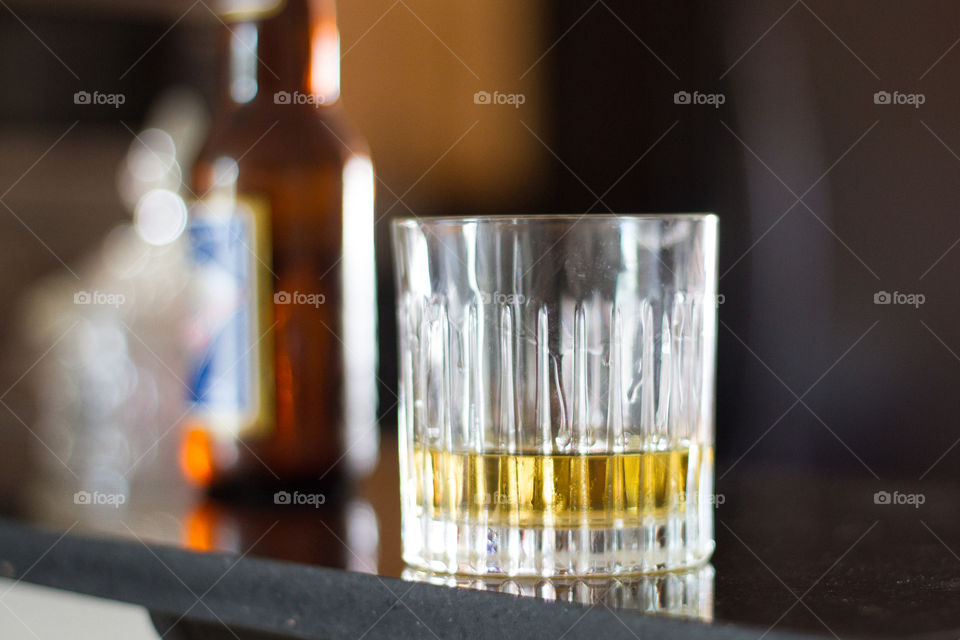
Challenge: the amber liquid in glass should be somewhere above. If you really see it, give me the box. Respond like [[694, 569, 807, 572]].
[[411, 443, 711, 528]]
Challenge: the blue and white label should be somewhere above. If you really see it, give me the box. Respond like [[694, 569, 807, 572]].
[[185, 200, 272, 437]]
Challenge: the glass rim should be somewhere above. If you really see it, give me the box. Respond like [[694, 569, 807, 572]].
[[392, 212, 717, 229]]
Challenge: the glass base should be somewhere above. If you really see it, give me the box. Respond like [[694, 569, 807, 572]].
[[402, 564, 714, 620], [402, 514, 714, 576]]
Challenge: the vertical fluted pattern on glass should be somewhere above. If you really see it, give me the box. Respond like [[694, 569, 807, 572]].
[[535, 306, 552, 455], [393, 215, 717, 576]]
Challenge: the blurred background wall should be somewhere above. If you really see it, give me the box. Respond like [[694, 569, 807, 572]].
[[0, 0, 959, 502]]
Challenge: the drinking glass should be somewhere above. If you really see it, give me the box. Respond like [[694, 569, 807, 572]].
[[392, 214, 718, 576]]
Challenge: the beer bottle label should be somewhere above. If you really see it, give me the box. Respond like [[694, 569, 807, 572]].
[[185, 196, 275, 439]]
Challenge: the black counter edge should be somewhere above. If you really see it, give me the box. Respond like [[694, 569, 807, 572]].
[[0, 518, 823, 640]]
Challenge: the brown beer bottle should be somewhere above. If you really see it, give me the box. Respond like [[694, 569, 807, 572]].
[[181, 0, 378, 489]]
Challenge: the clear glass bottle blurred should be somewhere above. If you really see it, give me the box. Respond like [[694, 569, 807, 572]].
[[182, 0, 378, 489]]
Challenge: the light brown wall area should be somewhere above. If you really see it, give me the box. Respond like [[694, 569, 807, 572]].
[[5, 0, 549, 209], [340, 0, 548, 209]]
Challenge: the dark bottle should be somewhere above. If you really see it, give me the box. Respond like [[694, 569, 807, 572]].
[[182, 0, 378, 488]]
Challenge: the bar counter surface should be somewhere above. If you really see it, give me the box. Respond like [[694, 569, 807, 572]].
[[0, 434, 954, 640]]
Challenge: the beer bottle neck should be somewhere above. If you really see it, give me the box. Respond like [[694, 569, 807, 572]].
[[220, 0, 340, 108]]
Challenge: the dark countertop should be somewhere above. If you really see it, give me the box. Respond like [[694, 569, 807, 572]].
[[2, 434, 958, 639]]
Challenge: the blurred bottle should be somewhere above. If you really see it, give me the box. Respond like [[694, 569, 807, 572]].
[[21, 89, 206, 524], [182, 0, 378, 490]]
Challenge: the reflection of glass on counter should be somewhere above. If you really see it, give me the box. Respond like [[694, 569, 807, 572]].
[[402, 564, 714, 621], [184, 496, 379, 572]]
